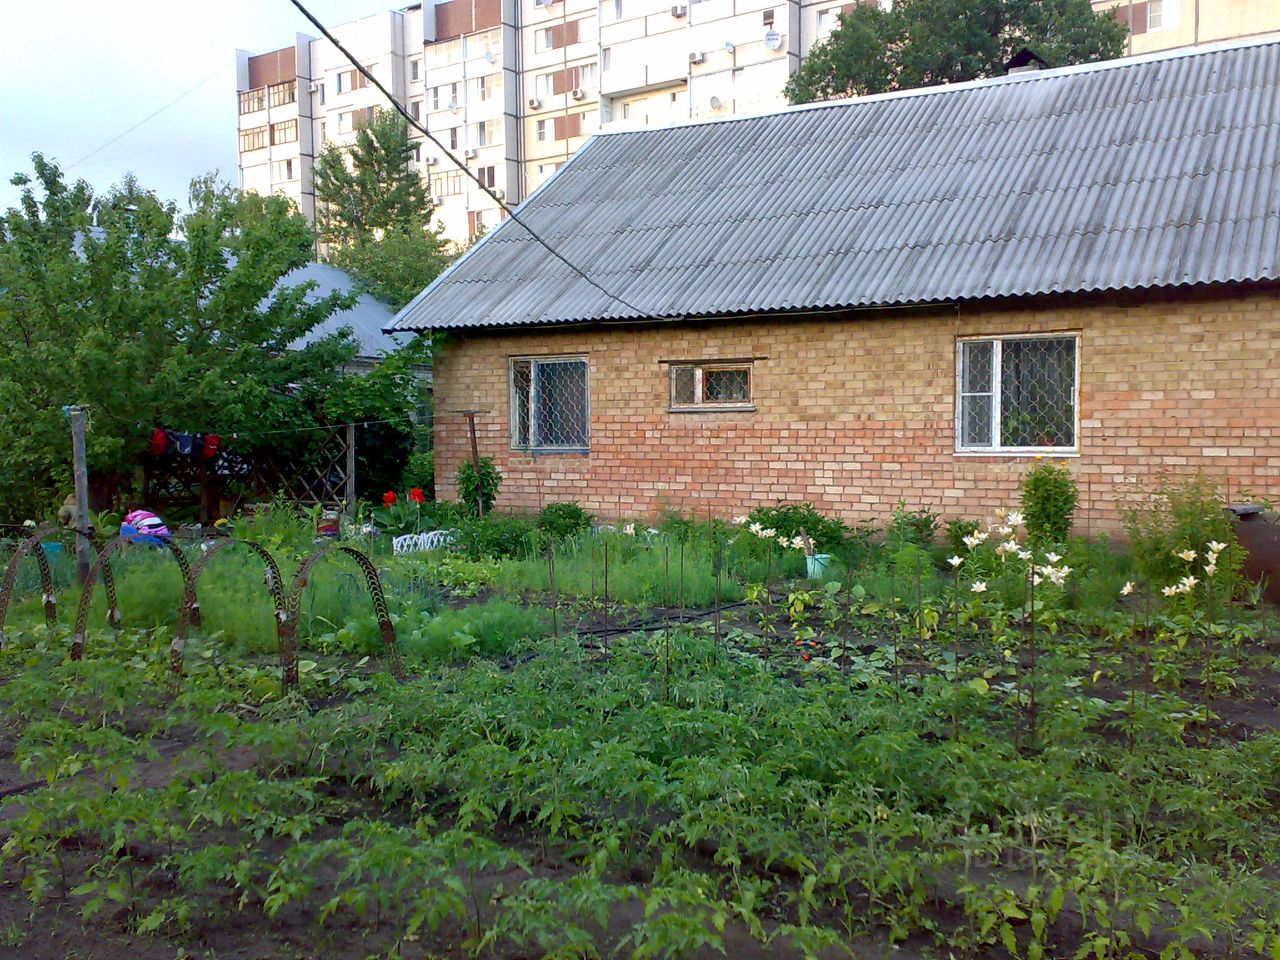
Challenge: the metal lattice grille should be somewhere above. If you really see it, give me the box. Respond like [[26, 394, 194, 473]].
[[669, 363, 753, 408], [511, 357, 589, 450], [959, 336, 1077, 449]]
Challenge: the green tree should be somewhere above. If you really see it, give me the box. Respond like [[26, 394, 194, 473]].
[[330, 223, 453, 311], [0, 157, 413, 522], [312, 109, 431, 248], [785, 0, 1127, 104]]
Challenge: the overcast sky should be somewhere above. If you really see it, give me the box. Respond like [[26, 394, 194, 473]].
[[1, 0, 396, 213]]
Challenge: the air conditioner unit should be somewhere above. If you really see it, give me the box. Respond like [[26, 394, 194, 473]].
[[308, 81, 321, 92], [425, 155, 440, 166], [432, 196, 445, 206], [492, 188, 505, 200], [464, 147, 478, 158], [571, 87, 587, 101], [671, 4, 687, 16], [528, 97, 542, 109], [689, 51, 705, 64], [447, 100, 459, 111]]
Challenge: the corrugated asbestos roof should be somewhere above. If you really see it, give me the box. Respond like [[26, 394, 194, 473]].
[[279, 262, 407, 360], [390, 37, 1280, 333]]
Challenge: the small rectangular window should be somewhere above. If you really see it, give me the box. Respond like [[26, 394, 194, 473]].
[[535, 119, 547, 142], [410, 57, 421, 81], [669, 362, 753, 409], [269, 81, 297, 107], [478, 165, 496, 188], [239, 88, 267, 114], [957, 335, 1078, 452], [511, 357, 590, 450], [239, 125, 268, 151], [409, 100, 421, 121]]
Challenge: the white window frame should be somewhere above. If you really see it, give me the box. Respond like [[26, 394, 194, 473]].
[[410, 57, 421, 81], [668, 362, 754, 411], [509, 355, 591, 452], [535, 27, 555, 53], [955, 332, 1080, 456], [535, 119, 548, 142]]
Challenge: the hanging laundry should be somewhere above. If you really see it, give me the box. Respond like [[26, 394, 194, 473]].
[[174, 433, 194, 456], [149, 428, 169, 456], [203, 434, 222, 459], [190, 432, 207, 460]]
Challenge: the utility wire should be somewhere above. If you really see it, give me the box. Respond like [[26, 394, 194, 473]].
[[285, 0, 662, 322], [67, 59, 234, 170]]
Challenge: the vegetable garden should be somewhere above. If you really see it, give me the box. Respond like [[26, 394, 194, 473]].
[[3, 474, 1280, 960]]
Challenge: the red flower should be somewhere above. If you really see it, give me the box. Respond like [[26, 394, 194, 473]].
[[409, 488, 426, 504], [382, 491, 398, 507]]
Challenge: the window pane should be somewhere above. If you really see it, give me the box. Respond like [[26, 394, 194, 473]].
[[961, 340, 993, 393], [961, 393, 992, 447], [533, 359, 588, 448], [671, 366, 696, 405], [511, 360, 531, 447], [999, 337, 1076, 447], [704, 368, 749, 403]]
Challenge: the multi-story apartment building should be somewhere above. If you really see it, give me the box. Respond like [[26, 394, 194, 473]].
[[1091, 0, 1280, 56], [236, 0, 863, 245], [238, 0, 1280, 245]]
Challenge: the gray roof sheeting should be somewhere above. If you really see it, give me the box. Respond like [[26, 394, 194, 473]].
[[392, 37, 1280, 333], [280, 262, 406, 359]]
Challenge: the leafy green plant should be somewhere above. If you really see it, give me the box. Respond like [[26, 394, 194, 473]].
[[457, 457, 501, 517], [454, 512, 536, 559], [887, 500, 939, 547], [1124, 475, 1244, 597], [1022, 462, 1078, 544], [397, 598, 549, 663], [746, 502, 847, 553], [946, 518, 981, 556], [538, 501, 593, 540]]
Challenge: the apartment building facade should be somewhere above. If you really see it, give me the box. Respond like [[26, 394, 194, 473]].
[[1091, 0, 1280, 56], [237, 0, 1280, 245]]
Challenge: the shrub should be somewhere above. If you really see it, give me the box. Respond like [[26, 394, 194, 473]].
[[538, 502, 592, 540], [887, 501, 939, 546], [1022, 462, 1078, 543], [1123, 475, 1243, 596], [401, 450, 434, 495], [399, 599, 550, 663], [746, 502, 847, 553], [457, 457, 501, 516], [454, 513, 537, 560]]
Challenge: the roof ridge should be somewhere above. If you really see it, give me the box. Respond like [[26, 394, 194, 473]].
[[593, 33, 1280, 139]]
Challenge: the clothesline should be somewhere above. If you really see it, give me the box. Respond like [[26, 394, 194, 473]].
[[82, 407, 425, 439]]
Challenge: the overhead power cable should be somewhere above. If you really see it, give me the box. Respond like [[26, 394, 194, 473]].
[[67, 59, 234, 170], [285, 0, 662, 322]]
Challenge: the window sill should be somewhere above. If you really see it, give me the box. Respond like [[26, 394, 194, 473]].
[[510, 447, 590, 456], [668, 405, 756, 414], [954, 449, 1079, 458]]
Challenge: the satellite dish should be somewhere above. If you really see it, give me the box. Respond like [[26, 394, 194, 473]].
[[764, 29, 782, 51], [724, 40, 736, 53], [709, 95, 722, 109]]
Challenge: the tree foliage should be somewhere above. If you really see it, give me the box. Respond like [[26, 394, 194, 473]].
[[0, 157, 417, 521], [312, 109, 431, 248], [785, 0, 1127, 104]]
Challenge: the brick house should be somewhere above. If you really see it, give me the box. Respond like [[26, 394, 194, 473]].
[[390, 38, 1280, 531]]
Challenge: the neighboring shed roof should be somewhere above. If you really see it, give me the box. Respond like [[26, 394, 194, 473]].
[[391, 36, 1280, 333], [281, 262, 406, 360]]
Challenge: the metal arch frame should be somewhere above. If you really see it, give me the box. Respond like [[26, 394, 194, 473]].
[[0, 527, 103, 655], [281, 544, 403, 687], [69, 535, 193, 660], [170, 538, 286, 680]]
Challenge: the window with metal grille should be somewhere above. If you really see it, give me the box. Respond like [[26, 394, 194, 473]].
[[670, 362, 753, 410], [957, 335, 1078, 452], [510, 357, 590, 451]]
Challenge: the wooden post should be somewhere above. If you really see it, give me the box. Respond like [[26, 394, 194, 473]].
[[68, 406, 92, 584], [345, 422, 357, 518], [464, 411, 483, 517]]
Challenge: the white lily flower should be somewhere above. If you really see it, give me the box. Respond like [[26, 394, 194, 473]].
[[623, 523, 636, 536], [948, 556, 964, 568], [971, 581, 987, 594], [1207, 541, 1227, 555], [1006, 511, 1025, 527], [748, 522, 763, 536], [1121, 581, 1135, 596], [791, 537, 808, 551], [1204, 563, 1217, 576], [1180, 575, 1200, 590], [760, 528, 777, 539], [1045, 552, 1062, 564], [1175, 549, 1197, 562], [994, 525, 1013, 537], [731, 516, 749, 526], [1017, 549, 1033, 561], [1032, 574, 1043, 586], [962, 531, 989, 550], [777, 535, 791, 547], [1161, 585, 1179, 597], [22, 519, 36, 528]]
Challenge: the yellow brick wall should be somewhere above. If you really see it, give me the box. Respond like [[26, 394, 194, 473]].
[[430, 287, 1280, 531]]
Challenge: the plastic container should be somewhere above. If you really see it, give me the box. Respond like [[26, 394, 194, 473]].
[[805, 553, 832, 580]]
